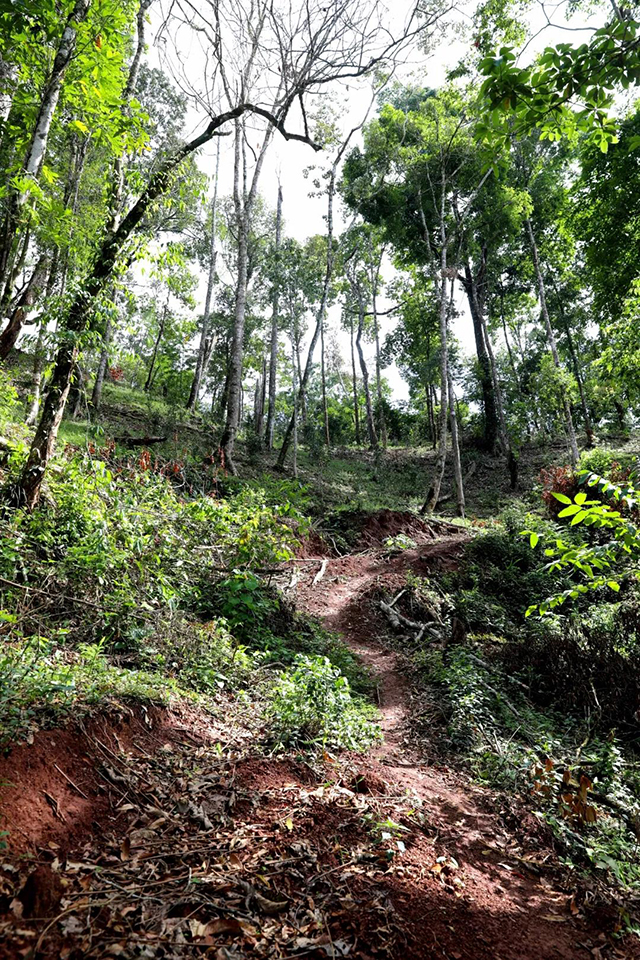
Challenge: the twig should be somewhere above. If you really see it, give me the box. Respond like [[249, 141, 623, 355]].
[[313, 558, 328, 585], [388, 589, 406, 609], [53, 763, 89, 799]]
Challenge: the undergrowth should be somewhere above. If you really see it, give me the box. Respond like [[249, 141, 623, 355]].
[[390, 500, 640, 906], [0, 430, 377, 753]]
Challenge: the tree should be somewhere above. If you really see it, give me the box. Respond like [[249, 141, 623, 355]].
[[342, 87, 490, 509], [14, 0, 438, 507]]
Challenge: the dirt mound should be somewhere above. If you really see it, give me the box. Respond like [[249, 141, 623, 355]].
[[0, 701, 230, 858], [294, 528, 335, 558], [356, 509, 439, 548], [324, 508, 443, 552]]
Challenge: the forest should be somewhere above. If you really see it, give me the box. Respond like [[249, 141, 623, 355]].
[[2, 0, 640, 956]]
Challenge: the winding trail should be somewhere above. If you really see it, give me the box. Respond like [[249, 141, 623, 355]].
[[295, 532, 636, 960]]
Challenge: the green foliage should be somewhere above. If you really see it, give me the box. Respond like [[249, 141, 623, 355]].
[[525, 470, 640, 616], [0, 370, 19, 426], [477, 23, 632, 154], [455, 503, 569, 634], [0, 435, 376, 755], [0, 638, 183, 746], [268, 655, 380, 751]]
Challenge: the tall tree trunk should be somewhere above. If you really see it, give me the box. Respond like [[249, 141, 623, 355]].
[[461, 257, 498, 452], [265, 184, 283, 449], [295, 334, 308, 427], [290, 313, 298, 479], [422, 173, 450, 515], [144, 297, 168, 392], [467, 262, 518, 488], [550, 275, 595, 447], [221, 116, 275, 473], [480, 307, 518, 489], [372, 287, 387, 449], [0, 0, 93, 289], [277, 170, 336, 469], [187, 138, 220, 411], [254, 355, 267, 437], [349, 311, 362, 445], [525, 217, 579, 465], [447, 366, 465, 518], [355, 296, 378, 450], [320, 301, 331, 447], [25, 259, 59, 425], [0, 229, 31, 319], [0, 54, 17, 124]]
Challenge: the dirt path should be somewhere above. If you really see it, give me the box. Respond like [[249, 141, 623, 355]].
[[295, 536, 638, 960], [0, 523, 637, 959]]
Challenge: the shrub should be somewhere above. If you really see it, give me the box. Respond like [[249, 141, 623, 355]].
[[268, 655, 380, 751], [0, 369, 19, 427]]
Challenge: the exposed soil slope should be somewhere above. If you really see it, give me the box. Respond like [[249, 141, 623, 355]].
[[0, 512, 636, 959]]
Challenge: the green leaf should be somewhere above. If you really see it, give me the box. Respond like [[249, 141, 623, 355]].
[[607, 581, 620, 592], [529, 532, 539, 548], [553, 493, 572, 504]]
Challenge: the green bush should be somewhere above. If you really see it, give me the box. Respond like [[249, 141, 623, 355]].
[[579, 447, 638, 479], [268, 655, 380, 751], [454, 503, 572, 635]]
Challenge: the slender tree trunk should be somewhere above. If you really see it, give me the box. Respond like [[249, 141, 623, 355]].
[[254, 355, 267, 437], [422, 174, 450, 515], [461, 258, 498, 452], [290, 314, 298, 478], [480, 307, 518, 489], [0, 54, 17, 124], [372, 290, 387, 448], [320, 304, 331, 447], [0, 256, 49, 360], [25, 257, 59, 425], [355, 297, 378, 450], [265, 184, 283, 449], [549, 276, 595, 447], [294, 335, 308, 427], [501, 309, 520, 387], [187, 138, 220, 411], [221, 211, 248, 465], [349, 311, 362, 445], [0, 0, 93, 288], [107, 0, 153, 228], [144, 297, 168, 392], [525, 217, 579, 465], [221, 116, 275, 473], [58, 135, 89, 298], [0, 229, 31, 319], [447, 366, 465, 517], [277, 170, 336, 469]]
